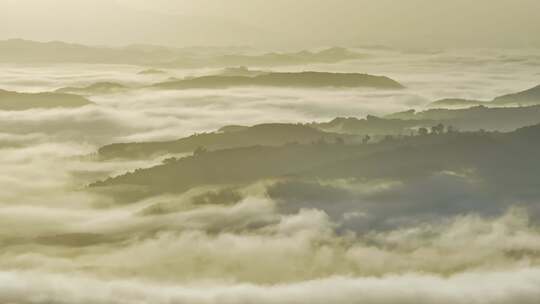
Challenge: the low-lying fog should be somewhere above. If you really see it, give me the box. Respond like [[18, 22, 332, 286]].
[[1, 48, 540, 303], [1, 48, 539, 143]]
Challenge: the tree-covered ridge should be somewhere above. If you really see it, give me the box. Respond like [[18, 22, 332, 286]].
[[0, 89, 93, 110], [98, 123, 354, 159], [55, 82, 127, 95], [91, 122, 540, 209], [429, 84, 540, 108], [152, 71, 404, 90], [97, 104, 540, 160]]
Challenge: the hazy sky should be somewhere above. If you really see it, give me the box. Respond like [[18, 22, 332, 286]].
[[1, 0, 540, 49]]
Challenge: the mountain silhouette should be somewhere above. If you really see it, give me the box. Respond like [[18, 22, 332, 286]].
[[98, 104, 540, 160], [91, 123, 540, 205], [55, 82, 127, 95], [0, 39, 364, 68], [383, 104, 540, 131], [98, 123, 353, 159], [493, 84, 540, 105], [0, 89, 93, 110], [137, 69, 167, 75], [429, 84, 540, 108], [153, 72, 404, 90]]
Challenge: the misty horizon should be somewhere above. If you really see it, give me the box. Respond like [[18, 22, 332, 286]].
[[2, 0, 540, 49], [2, 1, 540, 304]]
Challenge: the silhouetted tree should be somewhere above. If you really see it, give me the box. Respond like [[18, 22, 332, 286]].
[[431, 123, 445, 134], [362, 135, 371, 144], [163, 157, 178, 164], [383, 135, 394, 142], [194, 146, 208, 156]]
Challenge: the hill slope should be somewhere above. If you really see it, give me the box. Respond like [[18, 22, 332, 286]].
[[153, 72, 404, 90], [0, 40, 364, 68], [429, 84, 540, 108], [91, 125, 540, 204], [55, 82, 127, 95], [98, 123, 354, 159], [0, 89, 93, 111]]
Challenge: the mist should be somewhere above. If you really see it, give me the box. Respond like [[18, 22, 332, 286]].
[[2, 1, 540, 303], [2, 0, 540, 49]]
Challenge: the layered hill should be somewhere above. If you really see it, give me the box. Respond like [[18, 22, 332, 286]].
[[97, 104, 540, 160], [314, 104, 540, 135], [0, 89, 93, 111], [55, 82, 127, 95], [98, 124, 355, 160], [91, 124, 540, 204], [204, 47, 365, 67], [429, 84, 540, 108], [0, 39, 364, 68], [493, 84, 540, 105], [153, 72, 404, 90], [384, 105, 540, 132]]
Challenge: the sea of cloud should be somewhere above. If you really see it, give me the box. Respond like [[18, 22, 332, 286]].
[[0, 48, 539, 302]]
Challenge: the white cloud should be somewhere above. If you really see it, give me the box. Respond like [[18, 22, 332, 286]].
[[1, 268, 540, 304]]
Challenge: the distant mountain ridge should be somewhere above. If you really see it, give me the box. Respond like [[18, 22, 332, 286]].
[[204, 47, 365, 67], [97, 104, 540, 160], [55, 82, 127, 95], [152, 71, 404, 90], [383, 105, 540, 131], [429, 84, 540, 108], [91, 122, 540, 205], [0, 89, 93, 111], [98, 123, 354, 160], [493, 84, 540, 105], [0, 39, 365, 67]]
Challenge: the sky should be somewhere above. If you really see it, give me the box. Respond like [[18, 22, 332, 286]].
[[1, 0, 540, 49]]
